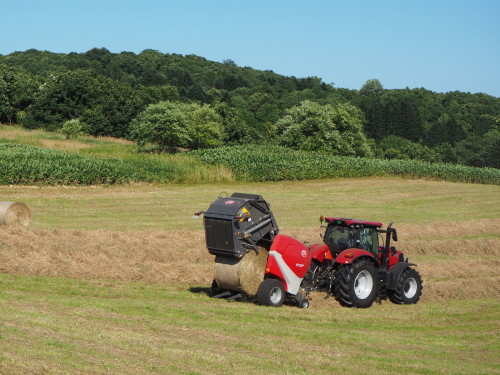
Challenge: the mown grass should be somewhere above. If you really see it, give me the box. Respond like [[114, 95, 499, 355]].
[[0, 273, 498, 375], [2, 177, 498, 231]]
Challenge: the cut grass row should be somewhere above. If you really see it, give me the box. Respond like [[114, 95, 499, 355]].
[[0, 273, 498, 375]]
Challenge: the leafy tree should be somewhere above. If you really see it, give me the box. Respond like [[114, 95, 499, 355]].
[[130, 101, 223, 152], [214, 103, 252, 144], [379, 135, 441, 162], [276, 100, 373, 157], [360, 79, 384, 96], [136, 49, 170, 86], [137, 85, 179, 105], [83, 47, 112, 74], [222, 59, 237, 67], [248, 92, 280, 124], [24, 69, 141, 137], [186, 104, 223, 149], [215, 72, 248, 91], [452, 128, 500, 168], [424, 112, 464, 147], [60, 118, 85, 139], [0, 64, 37, 124], [130, 101, 190, 151]]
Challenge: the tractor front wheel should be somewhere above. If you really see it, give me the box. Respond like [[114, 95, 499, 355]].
[[389, 267, 423, 304], [256, 278, 286, 307], [332, 259, 379, 308]]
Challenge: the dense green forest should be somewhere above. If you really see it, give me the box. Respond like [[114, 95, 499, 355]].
[[1, 48, 499, 168]]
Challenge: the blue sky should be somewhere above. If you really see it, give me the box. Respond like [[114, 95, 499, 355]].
[[2, 0, 499, 97]]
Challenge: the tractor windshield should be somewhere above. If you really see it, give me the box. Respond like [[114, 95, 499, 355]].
[[324, 225, 352, 252], [358, 228, 379, 255]]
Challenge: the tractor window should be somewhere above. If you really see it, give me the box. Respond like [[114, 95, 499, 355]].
[[324, 225, 352, 251], [358, 228, 379, 255]]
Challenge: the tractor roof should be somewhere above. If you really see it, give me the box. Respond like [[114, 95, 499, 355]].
[[326, 217, 383, 228]]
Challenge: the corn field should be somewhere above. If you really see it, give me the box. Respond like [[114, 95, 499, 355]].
[[0, 143, 230, 185], [0, 143, 133, 185], [192, 145, 500, 185], [2, 143, 498, 185]]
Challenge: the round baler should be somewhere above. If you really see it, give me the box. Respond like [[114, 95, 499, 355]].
[[199, 193, 310, 307]]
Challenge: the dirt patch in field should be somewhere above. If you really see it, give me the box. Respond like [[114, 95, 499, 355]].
[[1, 219, 499, 304]]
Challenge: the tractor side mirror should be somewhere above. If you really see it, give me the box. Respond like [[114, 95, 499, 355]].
[[392, 229, 398, 242]]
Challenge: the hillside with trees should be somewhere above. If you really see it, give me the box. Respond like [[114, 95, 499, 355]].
[[1, 48, 499, 168]]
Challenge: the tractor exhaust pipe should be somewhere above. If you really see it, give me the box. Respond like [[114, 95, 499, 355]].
[[382, 222, 396, 270]]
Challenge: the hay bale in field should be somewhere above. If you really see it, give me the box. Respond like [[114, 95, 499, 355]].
[[0, 202, 31, 226], [214, 247, 268, 296]]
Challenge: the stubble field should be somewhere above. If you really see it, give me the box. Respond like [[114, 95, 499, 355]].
[[0, 177, 499, 374]]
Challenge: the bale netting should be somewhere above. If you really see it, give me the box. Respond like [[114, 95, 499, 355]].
[[214, 247, 268, 296], [0, 202, 31, 226]]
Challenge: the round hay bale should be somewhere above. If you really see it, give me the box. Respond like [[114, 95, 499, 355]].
[[214, 247, 268, 296], [0, 201, 31, 226]]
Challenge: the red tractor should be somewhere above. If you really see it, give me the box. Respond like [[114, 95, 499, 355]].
[[304, 216, 423, 308], [200, 193, 422, 309]]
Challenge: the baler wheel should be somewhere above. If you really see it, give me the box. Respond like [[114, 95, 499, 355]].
[[332, 259, 379, 308], [389, 268, 423, 304], [256, 278, 286, 307], [302, 260, 322, 290]]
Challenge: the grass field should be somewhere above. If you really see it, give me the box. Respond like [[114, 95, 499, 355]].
[[2, 177, 499, 231], [1, 177, 499, 373], [1, 274, 498, 375]]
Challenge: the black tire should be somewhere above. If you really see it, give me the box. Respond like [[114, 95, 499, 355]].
[[256, 278, 286, 307], [302, 259, 323, 289], [299, 299, 309, 309], [332, 259, 379, 308], [389, 268, 423, 304]]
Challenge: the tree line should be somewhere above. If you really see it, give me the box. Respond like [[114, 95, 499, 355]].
[[0, 48, 498, 168]]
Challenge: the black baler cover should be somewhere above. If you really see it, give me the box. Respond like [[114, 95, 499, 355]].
[[205, 197, 246, 217], [203, 193, 279, 258]]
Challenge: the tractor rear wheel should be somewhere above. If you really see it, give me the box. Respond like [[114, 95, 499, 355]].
[[332, 259, 379, 308], [256, 278, 286, 307], [389, 268, 423, 304]]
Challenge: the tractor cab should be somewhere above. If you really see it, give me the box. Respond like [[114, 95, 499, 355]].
[[322, 217, 382, 257]]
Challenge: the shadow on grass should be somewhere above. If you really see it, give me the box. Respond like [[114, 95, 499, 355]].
[[189, 286, 211, 295], [188, 286, 258, 304]]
